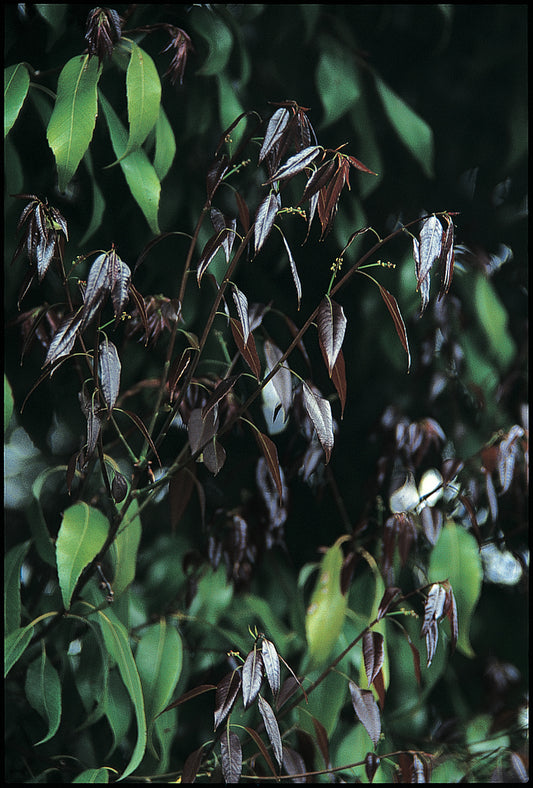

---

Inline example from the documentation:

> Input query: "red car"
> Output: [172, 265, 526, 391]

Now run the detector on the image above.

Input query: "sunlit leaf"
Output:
[124, 41, 161, 157]
[5, 624, 34, 678]
[47, 55, 102, 191]
[24, 647, 62, 744]
[56, 502, 109, 609]
[220, 729, 242, 784]
[317, 296, 347, 376]
[302, 381, 334, 463]
[242, 645, 264, 709]
[305, 536, 348, 666]
[413, 215, 442, 315]
[109, 498, 142, 598]
[257, 694, 283, 768]
[349, 681, 381, 748]
[4, 63, 30, 137]
[153, 106, 176, 181]
[254, 191, 281, 255]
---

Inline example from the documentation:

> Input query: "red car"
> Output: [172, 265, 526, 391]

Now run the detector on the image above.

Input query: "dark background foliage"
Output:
[4, 4, 528, 783]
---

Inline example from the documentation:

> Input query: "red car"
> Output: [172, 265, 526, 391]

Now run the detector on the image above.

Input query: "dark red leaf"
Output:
[244, 726, 278, 777]
[257, 694, 283, 768]
[110, 257, 131, 324]
[80, 252, 110, 330]
[157, 684, 216, 718]
[264, 340, 293, 420]
[206, 155, 229, 202]
[317, 296, 347, 376]
[98, 337, 121, 413]
[242, 646, 264, 709]
[169, 466, 196, 530]
[220, 729, 242, 784]
[232, 285, 250, 346]
[347, 154, 377, 175]
[254, 191, 281, 255]
[214, 670, 241, 730]
[349, 681, 381, 748]
[111, 472, 128, 503]
[211, 208, 237, 263]
[252, 428, 284, 503]
[182, 744, 205, 784]
[365, 752, 381, 783]
[120, 409, 162, 467]
[201, 375, 241, 421]
[259, 107, 291, 163]
[168, 347, 198, 402]
[197, 229, 230, 285]
[363, 631, 384, 688]
[230, 318, 261, 380]
[188, 408, 217, 455]
[128, 283, 150, 345]
[235, 190, 250, 234]
[375, 283, 411, 372]
[312, 715, 330, 766]
[281, 746, 306, 783]
[377, 587, 402, 621]
[265, 145, 322, 184]
[302, 381, 334, 464]
[43, 309, 83, 368]
[438, 213, 455, 299]
[331, 349, 347, 418]
[299, 158, 338, 205]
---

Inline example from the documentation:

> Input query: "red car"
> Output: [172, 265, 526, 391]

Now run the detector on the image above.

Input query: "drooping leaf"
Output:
[252, 429, 284, 504]
[153, 105, 176, 181]
[220, 729, 242, 784]
[376, 587, 402, 621]
[108, 498, 142, 598]
[242, 645, 264, 709]
[232, 285, 250, 345]
[363, 631, 384, 688]
[264, 340, 293, 421]
[157, 684, 216, 719]
[214, 670, 241, 730]
[4, 540, 31, 634]
[282, 746, 306, 783]
[302, 381, 334, 464]
[24, 647, 62, 744]
[99, 91, 161, 235]
[266, 145, 322, 184]
[365, 752, 381, 783]
[182, 744, 206, 784]
[5, 624, 35, 677]
[257, 694, 283, 768]
[56, 502, 109, 609]
[244, 726, 278, 777]
[280, 231, 302, 310]
[413, 215, 443, 315]
[110, 258, 131, 325]
[197, 228, 229, 285]
[211, 208, 237, 263]
[349, 681, 381, 748]
[261, 638, 281, 699]
[98, 337, 121, 413]
[254, 191, 281, 255]
[188, 408, 217, 455]
[317, 296, 347, 376]
[231, 318, 261, 380]
[43, 309, 83, 367]
[190, 5, 233, 76]
[312, 715, 331, 767]
[119, 409, 162, 467]
[299, 158, 338, 206]
[305, 536, 348, 667]
[80, 252, 110, 330]
[438, 214, 455, 299]
[4, 63, 31, 137]
[375, 282, 411, 372]
[202, 436, 226, 476]
[259, 107, 290, 163]
[46, 55, 102, 191]
[331, 349, 347, 418]
[124, 41, 161, 157]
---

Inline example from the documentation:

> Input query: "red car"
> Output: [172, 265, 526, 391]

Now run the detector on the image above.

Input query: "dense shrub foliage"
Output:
[4, 5, 527, 783]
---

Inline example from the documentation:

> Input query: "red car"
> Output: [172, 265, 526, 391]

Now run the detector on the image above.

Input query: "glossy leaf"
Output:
[43, 309, 83, 367]
[282, 746, 306, 783]
[257, 694, 283, 768]
[428, 522, 482, 658]
[242, 646, 264, 709]
[376, 282, 411, 372]
[349, 681, 381, 748]
[438, 214, 455, 299]
[4, 540, 31, 634]
[214, 669, 241, 730]
[252, 428, 284, 503]
[109, 498, 142, 598]
[5, 624, 34, 678]
[331, 349, 347, 418]
[182, 744, 206, 784]
[212, 208, 237, 263]
[124, 41, 161, 157]
[363, 631, 384, 688]
[264, 340, 293, 421]
[365, 752, 381, 783]
[261, 638, 281, 699]
[98, 338, 121, 413]
[220, 729, 242, 784]
[266, 145, 321, 184]
[413, 215, 442, 315]
[99, 92, 161, 235]
[254, 191, 281, 255]
[230, 318, 261, 380]
[110, 258, 131, 325]
[25, 647, 62, 744]
[232, 285, 250, 345]
[300, 158, 337, 205]
[305, 536, 348, 666]
[280, 231, 302, 310]
[302, 381, 334, 463]
[259, 107, 290, 163]
[376, 587, 402, 621]
[46, 55, 102, 191]
[317, 296, 347, 376]
[244, 725, 278, 777]
[56, 502, 109, 609]
[4, 63, 30, 137]
[197, 228, 229, 285]
[80, 252, 109, 329]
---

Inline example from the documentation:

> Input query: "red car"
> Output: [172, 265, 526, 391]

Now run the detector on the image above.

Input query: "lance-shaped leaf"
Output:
[349, 681, 381, 748]
[438, 214, 455, 299]
[264, 340, 293, 421]
[79, 387, 104, 466]
[376, 282, 411, 372]
[98, 338, 121, 413]
[202, 375, 241, 421]
[421, 583, 447, 668]
[43, 309, 83, 367]
[5, 63, 30, 137]
[230, 318, 261, 380]
[363, 631, 384, 688]
[282, 747, 306, 783]
[376, 587, 402, 621]
[188, 408, 217, 455]
[124, 41, 161, 157]
[46, 54, 102, 191]
[257, 694, 283, 768]
[261, 638, 281, 699]
[197, 228, 230, 285]
[24, 647, 62, 745]
[305, 536, 347, 666]
[202, 437, 226, 476]
[280, 231, 302, 310]
[302, 381, 334, 464]
[299, 158, 338, 205]
[413, 215, 443, 315]
[56, 502, 109, 609]
[242, 646, 264, 709]
[365, 752, 381, 783]
[252, 428, 284, 503]
[259, 107, 290, 163]
[80, 252, 110, 330]
[442, 581, 459, 654]
[255, 191, 281, 255]
[331, 349, 347, 419]
[220, 729, 242, 784]
[265, 145, 322, 184]
[214, 670, 241, 730]
[111, 257, 131, 325]
[317, 296, 347, 376]
[232, 285, 250, 346]
[212, 208, 237, 263]
[182, 744, 206, 784]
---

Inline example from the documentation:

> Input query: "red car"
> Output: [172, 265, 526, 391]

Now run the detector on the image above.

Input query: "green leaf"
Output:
[73, 769, 110, 783]
[4, 623, 34, 677]
[4, 540, 31, 634]
[109, 498, 142, 599]
[24, 646, 62, 745]
[103, 668, 132, 757]
[83, 601, 147, 780]
[474, 272, 516, 370]
[80, 150, 106, 245]
[153, 106, 176, 181]
[56, 502, 109, 610]
[4, 63, 30, 137]
[374, 73, 434, 178]
[46, 54, 102, 191]
[216, 72, 245, 150]
[126, 42, 161, 152]
[135, 619, 183, 755]
[428, 521, 482, 658]
[190, 6, 233, 76]
[4, 374, 14, 432]
[316, 38, 361, 126]
[99, 91, 161, 235]
[305, 536, 349, 667]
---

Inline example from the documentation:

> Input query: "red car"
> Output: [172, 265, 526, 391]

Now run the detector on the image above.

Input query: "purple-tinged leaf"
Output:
[232, 285, 250, 346]
[257, 694, 283, 768]
[331, 349, 347, 418]
[202, 375, 241, 420]
[421, 583, 446, 637]
[252, 429, 284, 503]
[438, 214, 455, 300]
[98, 337, 121, 413]
[302, 381, 334, 464]
[363, 631, 384, 688]
[377, 587, 402, 621]
[244, 726, 277, 777]
[206, 155, 229, 202]
[188, 408, 217, 455]
[346, 154, 377, 175]
[443, 583, 459, 654]
[110, 258, 131, 324]
[266, 145, 322, 184]
[349, 681, 381, 748]
[121, 409, 162, 467]
[79, 387, 104, 467]
[299, 158, 338, 205]
[169, 347, 198, 402]
[80, 253, 110, 329]
[317, 296, 347, 376]
[36, 236, 56, 282]
[498, 425, 524, 494]
[281, 746, 306, 783]
[275, 675, 300, 711]
[375, 282, 411, 372]
[424, 620, 439, 668]
[197, 229, 229, 286]
[214, 670, 241, 730]
[128, 282, 149, 345]
[235, 190, 250, 234]
[413, 215, 443, 315]
[280, 232, 302, 310]
[211, 208, 237, 263]
[261, 638, 281, 699]
[254, 191, 281, 255]
[230, 318, 261, 380]
[43, 310, 83, 367]
[264, 340, 293, 420]
[365, 752, 381, 783]
[201, 438, 226, 476]
[169, 466, 195, 530]
[312, 715, 330, 767]
[259, 108, 290, 163]
[182, 744, 205, 784]
[156, 684, 216, 718]
[242, 646, 264, 709]
[220, 729, 242, 784]
[111, 472, 128, 503]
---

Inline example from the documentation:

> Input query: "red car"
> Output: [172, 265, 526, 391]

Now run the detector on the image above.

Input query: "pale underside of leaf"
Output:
[302, 381, 334, 463]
